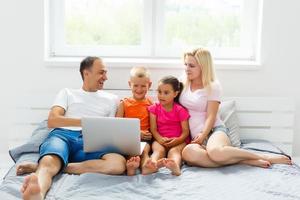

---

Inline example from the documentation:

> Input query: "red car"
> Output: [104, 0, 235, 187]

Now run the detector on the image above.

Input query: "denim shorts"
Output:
[203, 125, 230, 146]
[39, 128, 121, 170]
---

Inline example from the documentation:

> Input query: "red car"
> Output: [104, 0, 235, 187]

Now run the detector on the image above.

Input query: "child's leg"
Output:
[143, 141, 166, 175]
[126, 156, 140, 176]
[140, 143, 151, 174]
[165, 143, 186, 176]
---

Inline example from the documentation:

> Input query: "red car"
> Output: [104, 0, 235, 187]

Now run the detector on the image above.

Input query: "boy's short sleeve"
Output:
[148, 104, 157, 115]
[52, 88, 68, 110]
[207, 82, 222, 102]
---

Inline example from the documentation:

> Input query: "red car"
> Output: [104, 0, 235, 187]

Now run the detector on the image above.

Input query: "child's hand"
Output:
[191, 133, 207, 145]
[157, 137, 171, 145]
[141, 130, 152, 141]
[164, 138, 181, 148]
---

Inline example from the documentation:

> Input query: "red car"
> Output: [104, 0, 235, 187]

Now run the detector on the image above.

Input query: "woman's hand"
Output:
[141, 130, 152, 141]
[191, 133, 207, 145]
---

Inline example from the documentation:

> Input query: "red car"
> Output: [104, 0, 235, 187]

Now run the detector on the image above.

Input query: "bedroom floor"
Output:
[0, 152, 14, 184]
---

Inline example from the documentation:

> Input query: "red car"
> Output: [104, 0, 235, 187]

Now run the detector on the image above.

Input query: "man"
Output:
[17, 57, 126, 200]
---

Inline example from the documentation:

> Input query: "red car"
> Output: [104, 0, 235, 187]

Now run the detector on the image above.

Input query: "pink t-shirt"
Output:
[179, 81, 224, 139]
[148, 102, 190, 139]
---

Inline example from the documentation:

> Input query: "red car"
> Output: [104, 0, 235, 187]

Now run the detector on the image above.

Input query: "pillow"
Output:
[9, 120, 52, 162]
[219, 100, 241, 147]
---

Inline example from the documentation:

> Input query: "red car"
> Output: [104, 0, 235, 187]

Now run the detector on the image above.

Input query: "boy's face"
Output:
[129, 76, 152, 100]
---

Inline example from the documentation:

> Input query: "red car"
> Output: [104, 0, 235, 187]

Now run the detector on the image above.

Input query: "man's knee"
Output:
[102, 153, 126, 175]
[39, 154, 63, 174]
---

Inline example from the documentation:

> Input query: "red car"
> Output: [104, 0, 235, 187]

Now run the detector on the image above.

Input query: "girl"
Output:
[143, 76, 190, 176]
[180, 48, 292, 168]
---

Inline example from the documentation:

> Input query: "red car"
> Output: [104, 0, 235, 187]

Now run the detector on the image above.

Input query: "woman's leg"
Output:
[206, 131, 292, 166]
[142, 141, 166, 175]
[182, 143, 221, 168]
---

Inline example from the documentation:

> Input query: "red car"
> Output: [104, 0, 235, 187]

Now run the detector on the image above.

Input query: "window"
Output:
[48, 0, 262, 61]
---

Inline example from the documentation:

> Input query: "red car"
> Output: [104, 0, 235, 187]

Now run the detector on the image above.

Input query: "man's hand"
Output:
[141, 130, 152, 141]
[191, 133, 207, 145]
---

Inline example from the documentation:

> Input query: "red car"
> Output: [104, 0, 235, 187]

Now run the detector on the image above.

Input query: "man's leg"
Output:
[64, 153, 126, 175]
[21, 155, 62, 200]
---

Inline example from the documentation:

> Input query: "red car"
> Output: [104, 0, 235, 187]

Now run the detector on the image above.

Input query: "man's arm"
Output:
[47, 106, 81, 128]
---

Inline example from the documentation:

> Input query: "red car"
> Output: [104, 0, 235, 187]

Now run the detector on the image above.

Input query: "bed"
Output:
[0, 93, 299, 199]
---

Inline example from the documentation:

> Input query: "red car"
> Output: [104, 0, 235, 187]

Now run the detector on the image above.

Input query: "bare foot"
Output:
[157, 158, 166, 169]
[17, 162, 38, 176]
[164, 159, 181, 176]
[262, 154, 292, 165]
[21, 173, 43, 200]
[126, 156, 140, 176]
[240, 159, 271, 168]
[141, 159, 158, 175]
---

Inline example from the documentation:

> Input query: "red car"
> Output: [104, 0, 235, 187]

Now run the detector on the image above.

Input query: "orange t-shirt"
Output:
[122, 97, 153, 131]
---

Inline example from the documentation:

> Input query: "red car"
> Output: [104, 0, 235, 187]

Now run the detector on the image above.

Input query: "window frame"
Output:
[47, 0, 262, 63]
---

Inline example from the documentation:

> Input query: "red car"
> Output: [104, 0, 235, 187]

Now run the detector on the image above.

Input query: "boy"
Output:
[116, 66, 153, 175]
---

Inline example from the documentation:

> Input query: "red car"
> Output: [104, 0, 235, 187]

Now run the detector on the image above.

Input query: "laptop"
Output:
[82, 117, 146, 156]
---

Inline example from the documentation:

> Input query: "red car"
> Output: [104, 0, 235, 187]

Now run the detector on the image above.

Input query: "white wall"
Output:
[0, 0, 299, 155]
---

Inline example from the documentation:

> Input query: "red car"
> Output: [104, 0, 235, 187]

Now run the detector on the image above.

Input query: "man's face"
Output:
[84, 59, 108, 91]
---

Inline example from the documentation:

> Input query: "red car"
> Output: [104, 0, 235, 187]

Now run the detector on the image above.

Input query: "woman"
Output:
[180, 48, 292, 168]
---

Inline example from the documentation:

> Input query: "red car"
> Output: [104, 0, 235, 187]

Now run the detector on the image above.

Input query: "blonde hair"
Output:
[183, 48, 216, 90]
[130, 66, 150, 79]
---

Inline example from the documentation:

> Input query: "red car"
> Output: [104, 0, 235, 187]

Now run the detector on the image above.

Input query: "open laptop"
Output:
[82, 117, 146, 156]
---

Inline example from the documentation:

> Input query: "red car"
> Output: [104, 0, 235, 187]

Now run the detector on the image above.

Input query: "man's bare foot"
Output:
[240, 159, 271, 168]
[126, 156, 140, 176]
[262, 154, 292, 165]
[21, 173, 43, 200]
[16, 162, 38, 176]
[164, 159, 181, 176]
[141, 159, 158, 175]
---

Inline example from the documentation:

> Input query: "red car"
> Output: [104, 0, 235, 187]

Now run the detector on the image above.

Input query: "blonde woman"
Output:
[180, 48, 292, 168]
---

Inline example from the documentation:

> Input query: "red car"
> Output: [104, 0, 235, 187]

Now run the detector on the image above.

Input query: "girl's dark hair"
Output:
[80, 56, 100, 80]
[159, 75, 184, 103]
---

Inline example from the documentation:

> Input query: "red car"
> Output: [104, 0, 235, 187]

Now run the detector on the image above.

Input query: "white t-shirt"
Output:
[52, 88, 118, 130]
[179, 81, 224, 139]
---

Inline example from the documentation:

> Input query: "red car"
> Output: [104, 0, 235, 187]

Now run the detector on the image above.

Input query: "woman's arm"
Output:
[202, 101, 219, 137]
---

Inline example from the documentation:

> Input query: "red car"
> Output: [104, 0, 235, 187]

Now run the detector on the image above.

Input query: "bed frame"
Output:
[11, 90, 295, 155]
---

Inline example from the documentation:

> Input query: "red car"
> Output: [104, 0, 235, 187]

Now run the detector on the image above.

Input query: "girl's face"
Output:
[184, 55, 202, 81]
[157, 83, 178, 106]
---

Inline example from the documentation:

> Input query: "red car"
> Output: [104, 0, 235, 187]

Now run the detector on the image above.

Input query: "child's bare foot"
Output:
[126, 156, 140, 176]
[16, 162, 38, 175]
[240, 159, 271, 168]
[164, 159, 181, 176]
[142, 159, 158, 175]
[21, 173, 43, 200]
[262, 154, 292, 165]
[157, 158, 166, 169]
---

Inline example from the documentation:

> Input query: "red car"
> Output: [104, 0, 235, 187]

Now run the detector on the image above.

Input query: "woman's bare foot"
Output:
[16, 162, 38, 176]
[240, 159, 271, 168]
[126, 156, 140, 176]
[21, 173, 43, 200]
[164, 159, 181, 176]
[262, 154, 292, 165]
[141, 159, 158, 175]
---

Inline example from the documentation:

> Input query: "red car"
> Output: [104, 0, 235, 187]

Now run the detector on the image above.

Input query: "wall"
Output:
[0, 0, 299, 155]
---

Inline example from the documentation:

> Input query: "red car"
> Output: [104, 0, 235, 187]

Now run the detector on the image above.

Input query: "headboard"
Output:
[12, 90, 295, 155]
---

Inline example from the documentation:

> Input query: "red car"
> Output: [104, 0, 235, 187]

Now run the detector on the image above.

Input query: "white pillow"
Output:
[219, 100, 241, 147]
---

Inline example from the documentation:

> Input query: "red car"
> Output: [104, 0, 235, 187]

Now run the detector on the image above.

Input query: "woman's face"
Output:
[184, 55, 201, 81]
